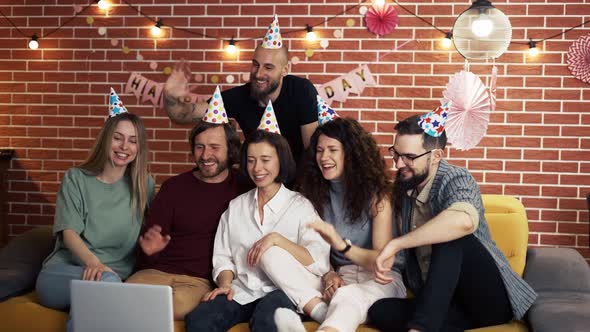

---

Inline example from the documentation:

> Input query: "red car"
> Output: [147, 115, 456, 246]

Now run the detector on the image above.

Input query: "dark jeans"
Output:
[368, 235, 513, 332]
[185, 289, 297, 332]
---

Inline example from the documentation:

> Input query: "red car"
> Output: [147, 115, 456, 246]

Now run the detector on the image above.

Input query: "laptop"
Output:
[71, 280, 174, 332]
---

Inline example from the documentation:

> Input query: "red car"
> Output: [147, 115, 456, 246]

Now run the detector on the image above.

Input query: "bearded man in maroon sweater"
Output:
[127, 121, 249, 319]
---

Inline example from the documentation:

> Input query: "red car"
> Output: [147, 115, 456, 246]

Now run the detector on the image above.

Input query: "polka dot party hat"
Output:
[202, 85, 229, 124]
[418, 101, 451, 137]
[317, 95, 339, 125]
[261, 15, 283, 49]
[257, 99, 281, 135]
[109, 87, 129, 118]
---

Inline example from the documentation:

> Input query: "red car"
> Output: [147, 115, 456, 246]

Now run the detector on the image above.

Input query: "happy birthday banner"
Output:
[125, 65, 375, 108]
[125, 72, 210, 108]
[316, 65, 376, 105]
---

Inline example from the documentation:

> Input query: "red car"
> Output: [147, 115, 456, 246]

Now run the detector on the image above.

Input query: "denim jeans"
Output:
[36, 262, 122, 332]
[185, 289, 297, 332]
[368, 235, 513, 332]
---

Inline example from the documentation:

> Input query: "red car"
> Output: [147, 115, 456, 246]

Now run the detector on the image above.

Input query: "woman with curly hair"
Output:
[275, 117, 406, 332]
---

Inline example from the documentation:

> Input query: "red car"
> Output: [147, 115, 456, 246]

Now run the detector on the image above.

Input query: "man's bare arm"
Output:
[163, 92, 208, 124]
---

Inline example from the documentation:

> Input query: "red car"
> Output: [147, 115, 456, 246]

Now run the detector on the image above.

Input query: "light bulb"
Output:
[374, 0, 385, 7]
[151, 26, 161, 37]
[28, 35, 39, 49]
[528, 40, 538, 57]
[441, 32, 453, 48]
[305, 25, 316, 41]
[97, 0, 109, 10]
[471, 14, 494, 37]
[151, 20, 162, 37]
[226, 39, 237, 55]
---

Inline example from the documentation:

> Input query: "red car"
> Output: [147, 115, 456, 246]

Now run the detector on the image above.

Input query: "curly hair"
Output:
[300, 118, 391, 222]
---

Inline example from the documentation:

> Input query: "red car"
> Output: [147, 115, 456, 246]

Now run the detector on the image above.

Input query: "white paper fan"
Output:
[442, 71, 491, 150]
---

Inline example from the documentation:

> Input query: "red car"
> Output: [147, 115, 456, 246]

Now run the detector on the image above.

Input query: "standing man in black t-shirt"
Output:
[163, 45, 318, 161]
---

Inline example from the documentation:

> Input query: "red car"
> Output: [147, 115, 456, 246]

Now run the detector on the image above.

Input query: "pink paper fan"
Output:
[365, 4, 399, 36]
[442, 71, 491, 151]
[489, 66, 497, 112]
[567, 34, 590, 83]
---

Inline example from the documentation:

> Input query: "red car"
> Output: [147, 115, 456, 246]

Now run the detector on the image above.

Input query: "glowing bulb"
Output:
[441, 32, 453, 48]
[374, 0, 385, 7]
[28, 34, 39, 49]
[151, 20, 163, 37]
[528, 40, 538, 57]
[97, 0, 109, 10]
[226, 39, 237, 55]
[305, 25, 317, 41]
[471, 14, 493, 37]
[151, 26, 161, 36]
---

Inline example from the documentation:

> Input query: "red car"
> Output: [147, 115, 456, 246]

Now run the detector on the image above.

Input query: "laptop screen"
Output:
[71, 280, 174, 332]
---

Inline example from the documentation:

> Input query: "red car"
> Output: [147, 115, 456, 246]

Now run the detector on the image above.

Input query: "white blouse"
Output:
[212, 184, 330, 305]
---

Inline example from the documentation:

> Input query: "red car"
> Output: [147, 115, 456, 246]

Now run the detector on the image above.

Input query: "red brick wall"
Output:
[1, 0, 589, 261]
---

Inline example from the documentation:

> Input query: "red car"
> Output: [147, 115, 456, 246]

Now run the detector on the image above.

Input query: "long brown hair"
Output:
[300, 118, 391, 222]
[78, 113, 150, 217]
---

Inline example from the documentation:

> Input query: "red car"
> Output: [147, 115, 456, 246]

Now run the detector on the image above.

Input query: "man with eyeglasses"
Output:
[367, 112, 536, 331]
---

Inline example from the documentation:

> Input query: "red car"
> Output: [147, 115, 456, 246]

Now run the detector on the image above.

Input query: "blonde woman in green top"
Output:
[36, 94, 154, 330]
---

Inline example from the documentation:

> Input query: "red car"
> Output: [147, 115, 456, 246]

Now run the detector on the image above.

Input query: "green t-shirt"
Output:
[43, 167, 155, 279]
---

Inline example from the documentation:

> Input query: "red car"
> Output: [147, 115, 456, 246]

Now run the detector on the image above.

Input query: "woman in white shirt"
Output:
[184, 130, 330, 332]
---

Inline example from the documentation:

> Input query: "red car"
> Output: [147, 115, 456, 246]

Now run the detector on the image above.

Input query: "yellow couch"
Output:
[0, 195, 530, 332]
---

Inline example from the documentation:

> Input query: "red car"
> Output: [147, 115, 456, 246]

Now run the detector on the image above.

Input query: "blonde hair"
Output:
[78, 113, 150, 217]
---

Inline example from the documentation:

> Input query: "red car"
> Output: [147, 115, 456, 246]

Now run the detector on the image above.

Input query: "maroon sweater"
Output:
[136, 168, 249, 280]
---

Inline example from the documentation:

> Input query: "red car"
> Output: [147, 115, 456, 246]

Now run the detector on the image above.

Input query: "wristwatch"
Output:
[337, 238, 352, 254]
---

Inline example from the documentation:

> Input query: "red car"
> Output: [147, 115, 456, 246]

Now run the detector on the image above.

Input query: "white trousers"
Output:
[320, 265, 406, 332]
[260, 247, 407, 332]
[259, 246, 324, 313]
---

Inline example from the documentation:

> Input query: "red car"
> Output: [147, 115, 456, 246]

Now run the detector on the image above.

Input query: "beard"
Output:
[197, 158, 229, 179]
[395, 167, 429, 192]
[249, 76, 281, 102]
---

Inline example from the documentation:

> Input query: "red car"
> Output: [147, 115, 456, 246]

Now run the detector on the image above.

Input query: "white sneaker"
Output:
[274, 308, 306, 332]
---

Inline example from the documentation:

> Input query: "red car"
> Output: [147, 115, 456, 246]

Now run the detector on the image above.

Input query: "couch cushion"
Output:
[0, 292, 67, 331]
[482, 195, 528, 276]
[524, 247, 590, 292]
[527, 291, 590, 332]
[0, 227, 55, 301]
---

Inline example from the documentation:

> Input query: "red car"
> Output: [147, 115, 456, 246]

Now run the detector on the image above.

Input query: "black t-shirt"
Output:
[222, 75, 318, 160]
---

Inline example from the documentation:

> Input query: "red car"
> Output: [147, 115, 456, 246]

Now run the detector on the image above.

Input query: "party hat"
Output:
[109, 88, 129, 117]
[418, 101, 451, 137]
[202, 86, 229, 124]
[258, 100, 281, 134]
[317, 95, 339, 125]
[261, 15, 283, 49]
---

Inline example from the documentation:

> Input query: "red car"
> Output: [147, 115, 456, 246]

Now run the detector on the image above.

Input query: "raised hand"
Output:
[139, 225, 171, 256]
[308, 220, 346, 250]
[164, 59, 192, 100]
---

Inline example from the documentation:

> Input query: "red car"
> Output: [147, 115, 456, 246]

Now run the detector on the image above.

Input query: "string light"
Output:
[97, 0, 109, 11]
[441, 31, 453, 48]
[0, 1, 587, 58]
[151, 19, 163, 37]
[528, 40, 538, 57]
[28, 34, 38, 49]
[305, 25, 317, 42]
[226, 38, 237, 55]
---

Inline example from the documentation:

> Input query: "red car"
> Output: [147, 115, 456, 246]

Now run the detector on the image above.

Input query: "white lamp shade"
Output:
[453, 1, 512, 60]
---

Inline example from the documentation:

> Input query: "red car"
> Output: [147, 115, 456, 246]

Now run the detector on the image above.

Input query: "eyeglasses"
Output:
[388, 146, 433, 166]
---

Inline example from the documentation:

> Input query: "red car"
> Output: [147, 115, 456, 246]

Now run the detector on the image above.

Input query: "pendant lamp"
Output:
[452, 0, 512, 60]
